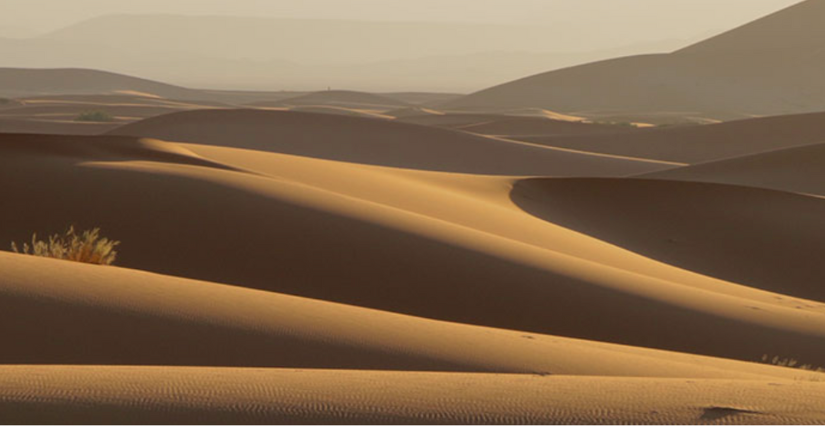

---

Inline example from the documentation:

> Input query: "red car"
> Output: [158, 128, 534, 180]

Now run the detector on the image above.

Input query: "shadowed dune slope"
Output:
[108, 109, 668, 175]
[0, 67, 204, 100]
[0, 133, 243, 172]
[0, 104, 185, 120]
[453, 116, 637, 137]
[2, 132, 825, 363]
[446, 0, 825, 116]
[18, 93, 252, 110]
[2, 367, 825, 424]
[287, 105, 395, 120]
[248, 90, 410, 109]
[6, 251, 822, 380]
[512, 178, 825, 302]
[0, 67, 311, 104]
[516, 112, 825, 163]
[395, 112, 509, 128]
[0, 118, 118, 135]
[641, 142, 825, 197]
[396, 113, 636, 137]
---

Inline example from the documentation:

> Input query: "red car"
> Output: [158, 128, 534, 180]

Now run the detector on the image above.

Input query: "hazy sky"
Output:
[0, 0, 804, 37]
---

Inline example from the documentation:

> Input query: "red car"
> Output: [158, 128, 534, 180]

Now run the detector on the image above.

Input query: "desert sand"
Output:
[2, 2, 825, 422]
[643, 142, 825, 197]
[1, 97, 824, 425]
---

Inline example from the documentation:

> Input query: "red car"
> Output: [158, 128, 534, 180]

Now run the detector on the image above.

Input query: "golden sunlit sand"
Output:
[0, 0, 824, 423]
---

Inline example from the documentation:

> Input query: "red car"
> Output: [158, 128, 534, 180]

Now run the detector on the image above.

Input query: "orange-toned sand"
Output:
[1, 106, 824, 423]
[2, 367, 825, 424]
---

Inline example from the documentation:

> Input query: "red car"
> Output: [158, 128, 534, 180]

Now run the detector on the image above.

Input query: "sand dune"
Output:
[384, 106, 445, 119]
[512, 178, 825, 302]
[0, 118, 119, 135]
[450, 116, 637, 137]
[516, 111, 825, 163]
[249, 90, 410, 110]
[395, 110, 591, 133]
[2, 367, 824, 424]
[0, 67, 205, 100]
[109, 109, 667, 175]
[395, 112, 509, 128]
[446, 0, 825, 118]
[0, 67, 312, 104]
[19, 93, 234, 109]
[5, 2, 824, 422]
[0, 104, 183, 120]
[7, 250, 822, 380]
[286, 105, 395, 120]
[2, 131, 825, 364]
[642, 142, 825, 197]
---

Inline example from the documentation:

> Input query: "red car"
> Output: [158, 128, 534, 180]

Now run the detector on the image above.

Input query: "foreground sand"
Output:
[2, 366, 825, 424]
[6, 250, 825, 380]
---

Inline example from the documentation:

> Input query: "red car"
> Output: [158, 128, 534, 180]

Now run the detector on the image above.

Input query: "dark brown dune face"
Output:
[516, 111, 825, 164]
[641, 142, 825, 197]
[512, 178, 825, 301]
[109, 109, 668, 175]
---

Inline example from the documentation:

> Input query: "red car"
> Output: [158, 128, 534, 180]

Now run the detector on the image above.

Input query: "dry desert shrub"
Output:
[761, 354, 825, 372]
[11, 226, 120, 266]
[75, 110, 114, 122]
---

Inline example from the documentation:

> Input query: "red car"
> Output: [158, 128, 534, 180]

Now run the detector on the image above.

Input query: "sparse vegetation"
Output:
[11, 226, 120, 265]
[761, 354, 825, 372]
[75, 110, 115, 122]
[595, 121, 638, 128]
[0, 98, 10, 105]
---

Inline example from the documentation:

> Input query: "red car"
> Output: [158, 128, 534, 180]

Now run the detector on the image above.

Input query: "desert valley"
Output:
[1, 0, 825, 424]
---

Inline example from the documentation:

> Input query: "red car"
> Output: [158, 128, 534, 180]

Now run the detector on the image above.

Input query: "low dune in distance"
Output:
[516, 111, 825, 164]
[109, 109, 672, 175]
[248, 90, 411, 110]
[0, 118, 119, 135]
[642, 142, 825, 197]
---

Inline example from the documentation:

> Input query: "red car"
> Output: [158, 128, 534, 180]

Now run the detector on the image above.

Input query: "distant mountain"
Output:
[447, 0, 825, 117]
[0, 68, 201, 99]
[0, 14, 700, 92]
[0, 68, 305, 104]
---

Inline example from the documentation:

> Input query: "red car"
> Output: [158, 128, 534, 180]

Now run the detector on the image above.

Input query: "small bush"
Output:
[595, 121, 638, 128]
[75, 110, 114, 122]
[761, 354, 824, 372]
[11, 226, 120, 265]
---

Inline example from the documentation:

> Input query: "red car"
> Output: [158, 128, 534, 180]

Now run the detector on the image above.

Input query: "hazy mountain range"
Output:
[449, 0, 825, 116]
[0, 14, 708, 92]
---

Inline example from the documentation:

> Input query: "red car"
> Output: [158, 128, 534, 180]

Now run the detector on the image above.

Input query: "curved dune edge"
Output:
[7, 251, 825, 380]
[641, 142, 825, 197]
[515, 111, 825, 164]
[1, 366, 824, 424]
[511, 177, 825, 302]
[3, 132, 825, 364]
[107, 109, 670, 176]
